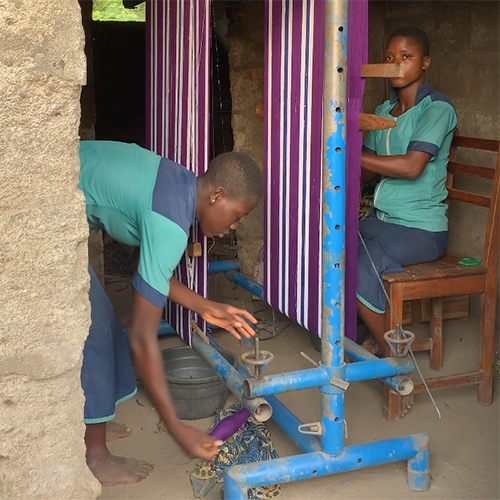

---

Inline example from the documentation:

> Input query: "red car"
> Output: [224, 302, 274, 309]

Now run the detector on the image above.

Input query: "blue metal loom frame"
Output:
[186, 1, 431, 496]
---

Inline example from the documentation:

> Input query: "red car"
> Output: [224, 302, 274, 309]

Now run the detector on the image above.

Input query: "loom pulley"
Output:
[241, 336, 274, 380]
[384, 327, 415, 358]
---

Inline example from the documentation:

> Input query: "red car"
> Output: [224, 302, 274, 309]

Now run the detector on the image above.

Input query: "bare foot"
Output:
[87, 451, 154, 487]
[106, 421, 131, 442]
[361, 338, 381, 356]
[401, 394, 414, 417]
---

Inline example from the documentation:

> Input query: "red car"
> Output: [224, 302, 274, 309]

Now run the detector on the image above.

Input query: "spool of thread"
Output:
[209, 408, 251, 441]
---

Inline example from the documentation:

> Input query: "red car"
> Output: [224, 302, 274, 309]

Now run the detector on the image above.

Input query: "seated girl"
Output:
[357, 27, 457, 353]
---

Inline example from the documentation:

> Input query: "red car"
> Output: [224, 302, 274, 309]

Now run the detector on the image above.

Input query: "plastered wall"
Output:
[0, 1, 100, 498]
[227, 1, 265, 276]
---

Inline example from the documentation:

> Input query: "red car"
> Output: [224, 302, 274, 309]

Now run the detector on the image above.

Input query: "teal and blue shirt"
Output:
[363, 82, 457, 232]
[78, 141, 197, 308]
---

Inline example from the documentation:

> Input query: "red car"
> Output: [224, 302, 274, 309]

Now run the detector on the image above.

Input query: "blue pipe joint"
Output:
[407, 434, 431, 492]
[236, 364, 321, 454]
[344, 338, 414, 395]
[190, 333, 272, 421]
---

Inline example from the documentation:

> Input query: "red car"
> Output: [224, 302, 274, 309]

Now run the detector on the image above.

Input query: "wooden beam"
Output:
[188, 242, 202, 257]
[448, 162, 496, 180]
[358, 113, 396, 131]
[411, 371, 484, 394]
[451, 136, 499, 152]
[410, 338, 433, 352]
[361, 63, 404, 78]
[448, 188, 490, 208]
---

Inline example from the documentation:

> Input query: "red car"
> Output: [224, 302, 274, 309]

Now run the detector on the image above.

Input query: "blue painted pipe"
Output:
[344, 357, 413, 382]
[344, 338, 414, 395]
[318, 0, 349, 456]
[236, 364, 321, 454]
[157, 320, 175, 336]
[243, 367, 330, 399]
[244, 357, 414, 399]
[208, 260, 241, 274]
[224, 433, 430, 498]
[225, 270, 263, 298]
[190, 332, 272, 421]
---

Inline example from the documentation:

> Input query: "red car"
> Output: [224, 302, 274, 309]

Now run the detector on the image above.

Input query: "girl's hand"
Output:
[170, 423, 222, 460]
[201, 301, 257, 340]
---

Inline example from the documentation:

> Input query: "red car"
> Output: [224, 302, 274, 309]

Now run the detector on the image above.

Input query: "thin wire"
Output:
[358, 229, 442, 418]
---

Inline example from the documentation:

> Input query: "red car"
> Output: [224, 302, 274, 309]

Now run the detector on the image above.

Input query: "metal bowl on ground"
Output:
[161, 345, 238, 420]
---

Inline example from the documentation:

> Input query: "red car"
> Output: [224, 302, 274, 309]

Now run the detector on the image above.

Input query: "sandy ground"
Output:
[99, 276, 499, 500]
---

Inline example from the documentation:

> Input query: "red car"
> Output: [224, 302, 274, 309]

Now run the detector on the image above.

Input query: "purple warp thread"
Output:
[146, 0, 211, 343]
[264, 0, 325, 337]
[146, 0, 367, 343]
[264, 0, 367, 341]
[346, 0, 368, 340]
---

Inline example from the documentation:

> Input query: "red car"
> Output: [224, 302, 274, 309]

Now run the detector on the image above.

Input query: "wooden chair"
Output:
[382, 135, 500, 421]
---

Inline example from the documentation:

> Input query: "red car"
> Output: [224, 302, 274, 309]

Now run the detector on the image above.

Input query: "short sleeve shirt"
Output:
[363, 83, 457, 232]
[78, 141, 197, 308]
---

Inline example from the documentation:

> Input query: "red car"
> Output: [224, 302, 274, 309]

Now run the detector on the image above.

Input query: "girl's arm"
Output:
[361, 150, 431, 180]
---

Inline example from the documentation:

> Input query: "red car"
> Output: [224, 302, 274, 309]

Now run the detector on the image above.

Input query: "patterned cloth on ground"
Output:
[190, 404, 281, 499]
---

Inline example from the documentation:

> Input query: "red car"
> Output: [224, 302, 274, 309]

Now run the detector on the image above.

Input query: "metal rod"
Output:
[224, 270, 263, 298]
[224, 433, 430, 498]
[320, 0, 348, 455]
[208, 260, 241, 274]
[190, 332, 272, 421]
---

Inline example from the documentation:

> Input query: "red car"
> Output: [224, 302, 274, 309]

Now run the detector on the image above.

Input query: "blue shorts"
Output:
[357, 215, 448, 313]
[81, 268, 137, 424]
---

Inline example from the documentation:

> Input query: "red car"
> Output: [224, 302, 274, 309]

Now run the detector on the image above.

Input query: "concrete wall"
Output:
[0, 1, 99, 498]
[227, 1, 265, 276]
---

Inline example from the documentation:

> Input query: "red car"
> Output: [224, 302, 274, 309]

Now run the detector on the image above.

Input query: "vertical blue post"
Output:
[321, 0, 348, 455]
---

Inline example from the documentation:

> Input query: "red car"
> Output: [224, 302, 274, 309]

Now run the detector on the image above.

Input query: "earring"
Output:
[210, 198, 216, 205]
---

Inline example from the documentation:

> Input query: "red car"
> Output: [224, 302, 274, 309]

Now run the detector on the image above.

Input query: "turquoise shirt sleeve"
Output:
[407, 101, 457, 158]
[132, 210, 188, 308]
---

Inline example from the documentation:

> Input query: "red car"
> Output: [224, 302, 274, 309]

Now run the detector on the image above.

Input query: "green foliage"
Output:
[92, 0, 146, 22]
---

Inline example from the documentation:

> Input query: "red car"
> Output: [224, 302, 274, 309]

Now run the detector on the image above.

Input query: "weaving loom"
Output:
[146, 0, 210, 343]
[146, 0, 363, 342]
[146, 1, 431, 496]
[264, 0, 365, 340]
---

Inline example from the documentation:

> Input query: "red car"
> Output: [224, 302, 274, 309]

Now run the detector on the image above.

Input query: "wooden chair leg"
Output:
[383, 385, 403, 421]
[383, 283, 413, 421]
[478, 291, 496, 406]
[430, 297, 443, 371]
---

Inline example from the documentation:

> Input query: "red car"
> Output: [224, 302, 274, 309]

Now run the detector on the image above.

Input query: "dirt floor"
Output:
[99, 275, 499, 500]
